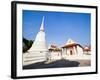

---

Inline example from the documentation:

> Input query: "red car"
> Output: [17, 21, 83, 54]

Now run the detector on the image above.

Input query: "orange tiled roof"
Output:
[84, 47, 91, 51]
[62, 43, 83, 48]
[49, 45, 61, 51]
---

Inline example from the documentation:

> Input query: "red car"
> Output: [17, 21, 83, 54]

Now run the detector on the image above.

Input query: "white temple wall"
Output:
[73, 46, 77, 55]
[77, 46, 83, 55]
[62, 48, 66, 55]
[66, 48, 70, 55]
[50, 52, 62, 60]
[84, 51, 91, 54]
[62, 48, 67, 58]
[62, 45, 84, 57]
[66, 47, 74, 55]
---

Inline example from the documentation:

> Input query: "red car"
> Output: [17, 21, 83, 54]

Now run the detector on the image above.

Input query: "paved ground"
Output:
[23, 59, 91, 69]
[76, 60, 91, 67]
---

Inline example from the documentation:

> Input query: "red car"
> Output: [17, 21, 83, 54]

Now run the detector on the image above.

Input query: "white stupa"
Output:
[23, 17, 48, 66]
[28, 17, 48, 52]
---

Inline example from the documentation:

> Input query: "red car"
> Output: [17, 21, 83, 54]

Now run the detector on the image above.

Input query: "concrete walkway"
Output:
[23, 59, 90, 69]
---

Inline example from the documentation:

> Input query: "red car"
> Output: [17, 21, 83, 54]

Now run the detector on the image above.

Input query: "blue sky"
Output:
[23, 10, 91, 47]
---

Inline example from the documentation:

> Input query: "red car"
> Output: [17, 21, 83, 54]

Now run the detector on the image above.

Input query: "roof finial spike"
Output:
[40, 16, 44, 31]
[66, 38, 76, 45]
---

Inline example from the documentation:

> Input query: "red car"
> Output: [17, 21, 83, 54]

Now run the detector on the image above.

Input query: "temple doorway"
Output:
[70, 50, 73, 55]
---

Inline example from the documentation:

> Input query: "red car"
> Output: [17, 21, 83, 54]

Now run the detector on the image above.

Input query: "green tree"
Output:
[23, 38, 34, 53]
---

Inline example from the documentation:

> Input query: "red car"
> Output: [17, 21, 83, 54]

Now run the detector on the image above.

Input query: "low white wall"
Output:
[23, 52, 48, 66]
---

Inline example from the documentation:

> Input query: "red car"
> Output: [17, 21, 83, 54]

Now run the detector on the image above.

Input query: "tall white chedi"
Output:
[28, 17, 48, 52]
[23, 17, 48, 66]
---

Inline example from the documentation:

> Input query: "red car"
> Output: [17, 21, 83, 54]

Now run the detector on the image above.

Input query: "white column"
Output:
[73, 46, 77, 55]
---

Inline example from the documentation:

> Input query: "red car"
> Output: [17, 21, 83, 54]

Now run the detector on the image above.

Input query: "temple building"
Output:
[48, 45, 62, 60]
[83, 46, 91, 54]
[23, 17, 48, 66]
[62, 39, 84, 56]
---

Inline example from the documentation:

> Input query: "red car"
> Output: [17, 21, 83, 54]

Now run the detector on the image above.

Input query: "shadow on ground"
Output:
[23, 59, 80, 69]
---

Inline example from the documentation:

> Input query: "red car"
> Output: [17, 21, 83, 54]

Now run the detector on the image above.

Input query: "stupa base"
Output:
[23, 51, 48, 66]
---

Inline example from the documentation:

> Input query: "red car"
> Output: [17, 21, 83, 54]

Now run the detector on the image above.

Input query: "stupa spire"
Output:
[40, 16, 44, 31]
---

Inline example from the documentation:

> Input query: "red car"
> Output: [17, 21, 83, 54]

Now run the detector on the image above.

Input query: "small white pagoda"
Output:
[23, 17, 48, 66]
